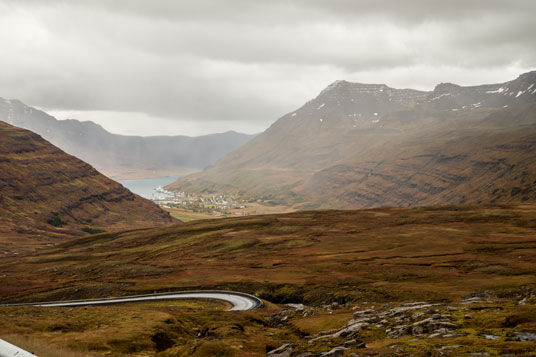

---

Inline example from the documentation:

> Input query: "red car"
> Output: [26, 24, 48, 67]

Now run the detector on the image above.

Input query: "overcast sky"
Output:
[1, 0, 535, 136]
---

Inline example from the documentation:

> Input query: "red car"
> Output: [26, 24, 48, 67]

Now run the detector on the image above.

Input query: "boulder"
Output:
[412, 325, 424, 336]
[320, 347, 347, 357]
[267, 343, 293, 357]
[428, 321, 458, 332]
[513, 332, 536, 341]
[332, 322, 368, 338]
[460, 297, 484, 304]
[483, 334, 499, 340]
[353, 309, 376, 318]
[387, 325, 411, 338]
[384, 304, 438, 317]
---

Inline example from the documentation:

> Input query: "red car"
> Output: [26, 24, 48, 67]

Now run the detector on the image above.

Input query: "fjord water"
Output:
[118, 176, 178, 199]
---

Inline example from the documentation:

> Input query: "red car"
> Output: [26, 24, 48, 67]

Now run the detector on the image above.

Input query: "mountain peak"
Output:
[433, 82, 462, 94]
[320, 80, 390, 95]
[320, 80, 350, 94]
[513, 70, 536, 88]
[516, 70, 536, 80]
[316, 81, 397, 108]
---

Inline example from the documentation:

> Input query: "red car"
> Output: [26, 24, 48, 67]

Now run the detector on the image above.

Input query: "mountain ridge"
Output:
[168, 71, 536, 209]
[0, 99, 255, 179]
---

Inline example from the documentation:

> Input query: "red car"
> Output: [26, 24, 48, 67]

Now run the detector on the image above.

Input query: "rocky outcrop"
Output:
[268, 299, 503, 356]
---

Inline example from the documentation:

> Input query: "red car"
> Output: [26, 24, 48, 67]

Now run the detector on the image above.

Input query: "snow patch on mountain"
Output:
[486, 87, 506, 94]
[430, 93, 452, 101]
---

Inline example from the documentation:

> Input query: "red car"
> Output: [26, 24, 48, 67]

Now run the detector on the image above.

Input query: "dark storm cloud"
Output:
[0, 0, 534, 135]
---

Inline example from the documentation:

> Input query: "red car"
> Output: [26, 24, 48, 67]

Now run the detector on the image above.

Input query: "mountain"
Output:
[0, 99, 255, 179]
[169, 71, 536, 209]
[0, 121, 175, 250]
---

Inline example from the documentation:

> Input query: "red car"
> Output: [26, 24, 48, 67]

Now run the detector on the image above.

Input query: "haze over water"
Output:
[118, 176, 178, 199]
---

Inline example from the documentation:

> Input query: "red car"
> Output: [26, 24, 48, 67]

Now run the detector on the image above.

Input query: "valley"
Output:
[2, 2, 536, 356]
[1, 204, 536, 355]
[0, 98, 255, 180]
[1, 72, 536, 356]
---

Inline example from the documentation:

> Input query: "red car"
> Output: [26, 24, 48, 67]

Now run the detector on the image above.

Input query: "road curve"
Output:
[2, 290, 263, 311]
[0, 338, 36, 357]
[0, 291, 262, 356]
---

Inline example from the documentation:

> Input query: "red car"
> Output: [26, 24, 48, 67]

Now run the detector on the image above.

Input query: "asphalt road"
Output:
[0, 290, 262, 355]
[0, 339, 36, 357]
[2, 290, 263, 311]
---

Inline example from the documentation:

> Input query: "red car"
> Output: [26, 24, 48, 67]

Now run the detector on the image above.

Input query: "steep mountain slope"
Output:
[0, 99, 254, 179]
[169, 71, 536, 209]
[0, 121, 175, 249]
[204, 81, 428, 171]
[306, 104, 536, 208]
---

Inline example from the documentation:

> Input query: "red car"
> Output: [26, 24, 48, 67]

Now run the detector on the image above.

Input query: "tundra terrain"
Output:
[1, 204, 536, 355]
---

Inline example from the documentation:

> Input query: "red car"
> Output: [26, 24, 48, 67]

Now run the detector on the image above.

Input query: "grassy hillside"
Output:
[0, 121, 175, 252]
[1, 204, 536, 355]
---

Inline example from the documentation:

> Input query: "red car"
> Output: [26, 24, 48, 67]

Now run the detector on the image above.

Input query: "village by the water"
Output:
[150, 186, 249, 215]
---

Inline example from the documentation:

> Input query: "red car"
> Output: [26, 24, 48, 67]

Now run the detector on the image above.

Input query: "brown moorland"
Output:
[1, 204, 536, 355]
[0, 121, 175, 253]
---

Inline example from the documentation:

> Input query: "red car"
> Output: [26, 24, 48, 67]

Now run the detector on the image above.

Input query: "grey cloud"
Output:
[25, 0, 534, 24]
[65, 0, 536, 27]
[0, 0, 535, 135]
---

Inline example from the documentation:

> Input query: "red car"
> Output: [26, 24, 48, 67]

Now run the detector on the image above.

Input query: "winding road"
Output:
[2, 290, 263, 311]
[1, 290, 262, 356]
[0, 339, 36, 357]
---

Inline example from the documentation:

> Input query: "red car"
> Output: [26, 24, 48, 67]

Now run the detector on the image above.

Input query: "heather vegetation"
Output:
[1, 204, 536, 355]
[1, 2, 536, 355]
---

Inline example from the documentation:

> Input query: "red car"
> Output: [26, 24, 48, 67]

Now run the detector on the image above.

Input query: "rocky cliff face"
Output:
[169, 71, 536, 209]
[0, 121, 175, 249]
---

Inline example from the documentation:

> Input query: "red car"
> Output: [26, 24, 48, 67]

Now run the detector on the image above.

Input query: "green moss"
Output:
[47, 215, 66, 227]
[81, 227, 106, 235]
[107, 337, 153, 354]
[192, 341, 234, 356]
[285, 239, 312, 249]
[503, 309, 536, 327]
